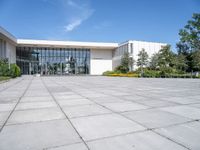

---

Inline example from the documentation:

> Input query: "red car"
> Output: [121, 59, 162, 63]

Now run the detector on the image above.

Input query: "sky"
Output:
[0, 0, 199, 51]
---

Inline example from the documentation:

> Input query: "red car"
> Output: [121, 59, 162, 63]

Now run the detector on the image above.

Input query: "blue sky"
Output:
[0, 0, 199, 50]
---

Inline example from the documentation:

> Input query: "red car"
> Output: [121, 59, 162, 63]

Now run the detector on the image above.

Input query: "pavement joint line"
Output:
[13, 106, 59, 112]
[41, 77, 91, 150]
[150, 119, 199, 131]
[85, 128, 149, 143]
[43, 141, 84, 150]
[0, 76, 33, 133]
[4, 118, 67, 127]
[69, 112, 114, 119]
[156, 107, 200, 121]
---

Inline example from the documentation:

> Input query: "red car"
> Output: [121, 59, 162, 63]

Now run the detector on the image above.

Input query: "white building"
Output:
[0, 26, 166, 75]
[113, 40, 167, 70]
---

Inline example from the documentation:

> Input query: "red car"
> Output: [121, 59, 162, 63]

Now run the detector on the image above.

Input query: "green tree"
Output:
[115, 52, 134, 73]
[191, 50, 200, 71]
[149, 53, 159, 70]
[137, 48, 149, 74]
[176, 54, 188, 71]
[177, 13, 200, 71]
[158, 45, 174, 68]
[178, 13, 200, 51]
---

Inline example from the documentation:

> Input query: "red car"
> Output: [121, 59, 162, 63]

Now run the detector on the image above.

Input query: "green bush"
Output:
[142, 69, 160, 78]
[102, 71, 116, 76]
[0, 58, 21, 77]
[0, 63, 9, 76]
[102, 70, 139, 77]
[9, 64, 21, 78]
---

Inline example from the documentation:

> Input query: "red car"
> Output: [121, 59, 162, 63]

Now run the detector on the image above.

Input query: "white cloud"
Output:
[64, 0, 94, 32]
[64, 19, 82, 31]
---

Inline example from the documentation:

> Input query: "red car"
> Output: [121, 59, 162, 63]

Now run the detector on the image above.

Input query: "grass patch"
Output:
[0, 76, 11, 82]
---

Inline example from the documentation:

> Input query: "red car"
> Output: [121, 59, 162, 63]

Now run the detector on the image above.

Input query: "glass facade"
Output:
[16, 47, 90, 75]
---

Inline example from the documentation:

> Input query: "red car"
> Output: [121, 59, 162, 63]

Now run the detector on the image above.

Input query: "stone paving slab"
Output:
[20, 96, 54, 102]
[15, 101, 57, 110]
[155, 121, 200, 150]
[87, 131, 187, 150]
[0, 76, 200, 149]
[0, 103, 16, 112]
[57, 99, 94, 106]
[122, 109, 191, 129]
[0, 111, 10, 127]
[130, 99, 178, 107]
[0, 119, 81, 150]
[7, 107, 65, 125]
[161, 97, 200, 104]
[63, 104, 112, 118]
[71, 113, 146, 141]
[89, 96, 125, 104]
[160, 105, 200, 120]
[101, 101, 149, 112]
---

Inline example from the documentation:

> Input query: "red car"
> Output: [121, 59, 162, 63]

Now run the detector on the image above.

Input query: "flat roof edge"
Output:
[119, 40, 167, 46]
[17, 39, 119, 48]
[0, 26, 17, 43]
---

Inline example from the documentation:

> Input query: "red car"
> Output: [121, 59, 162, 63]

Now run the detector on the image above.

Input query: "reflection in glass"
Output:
[16, 47, 90, 75]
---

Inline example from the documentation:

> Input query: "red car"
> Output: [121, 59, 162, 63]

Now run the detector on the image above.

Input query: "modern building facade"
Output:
[0, 26, 166, 75]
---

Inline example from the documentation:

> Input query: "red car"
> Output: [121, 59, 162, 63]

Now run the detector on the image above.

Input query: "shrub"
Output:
[0, 58, 21, 77]
[142, 69, 160, 78]
[9, 64, 21, 78]
[102, 70, 139, 77]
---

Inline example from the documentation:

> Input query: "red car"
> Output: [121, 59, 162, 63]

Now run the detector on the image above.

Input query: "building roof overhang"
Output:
[17, 39, 118, 50]
[0, 26, 17, 45]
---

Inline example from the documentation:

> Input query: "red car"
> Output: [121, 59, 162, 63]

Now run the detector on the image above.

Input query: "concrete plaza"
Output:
[0, 76, 200, 150]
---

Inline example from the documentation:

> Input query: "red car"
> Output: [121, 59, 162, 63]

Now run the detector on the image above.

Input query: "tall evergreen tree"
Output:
[137, 49, 149, 74]
[157, 45, 174, 68]
[115, 52, 134, 73]
[149, 53, 159, 70]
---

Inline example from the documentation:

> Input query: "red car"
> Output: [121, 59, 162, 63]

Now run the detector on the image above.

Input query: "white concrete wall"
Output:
[90, 49, 113, 75]
[132, 41, 166, 70]
[6, 41, 16, 63]
[112, 56, 121, 70]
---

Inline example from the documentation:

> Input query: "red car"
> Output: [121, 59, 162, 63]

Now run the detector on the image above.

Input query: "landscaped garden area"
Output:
[103, 13, 200, 78]
[0, 58, 21, 82]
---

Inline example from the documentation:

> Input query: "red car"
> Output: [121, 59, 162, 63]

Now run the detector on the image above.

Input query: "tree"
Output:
[137, 49, 149, 74]
[149, 53, 159, 70]
[178, 13, 200, 51]
[157, 45, 174, 68]
[115, 52, 134, 73]
[176, 54, 188, 71]
[177, 13, 200, 71]
[191, 50, 200, 71]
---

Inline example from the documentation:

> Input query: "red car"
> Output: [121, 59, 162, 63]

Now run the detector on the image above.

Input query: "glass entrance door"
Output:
[30, 62, 39, 74]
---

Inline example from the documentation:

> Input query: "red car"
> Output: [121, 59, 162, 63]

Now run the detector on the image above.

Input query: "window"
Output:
[0, 39, 6, 59]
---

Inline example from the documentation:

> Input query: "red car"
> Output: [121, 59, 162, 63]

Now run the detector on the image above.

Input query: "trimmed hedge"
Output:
[103, 71, 139, 77]
[103, 70, 200, 78]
